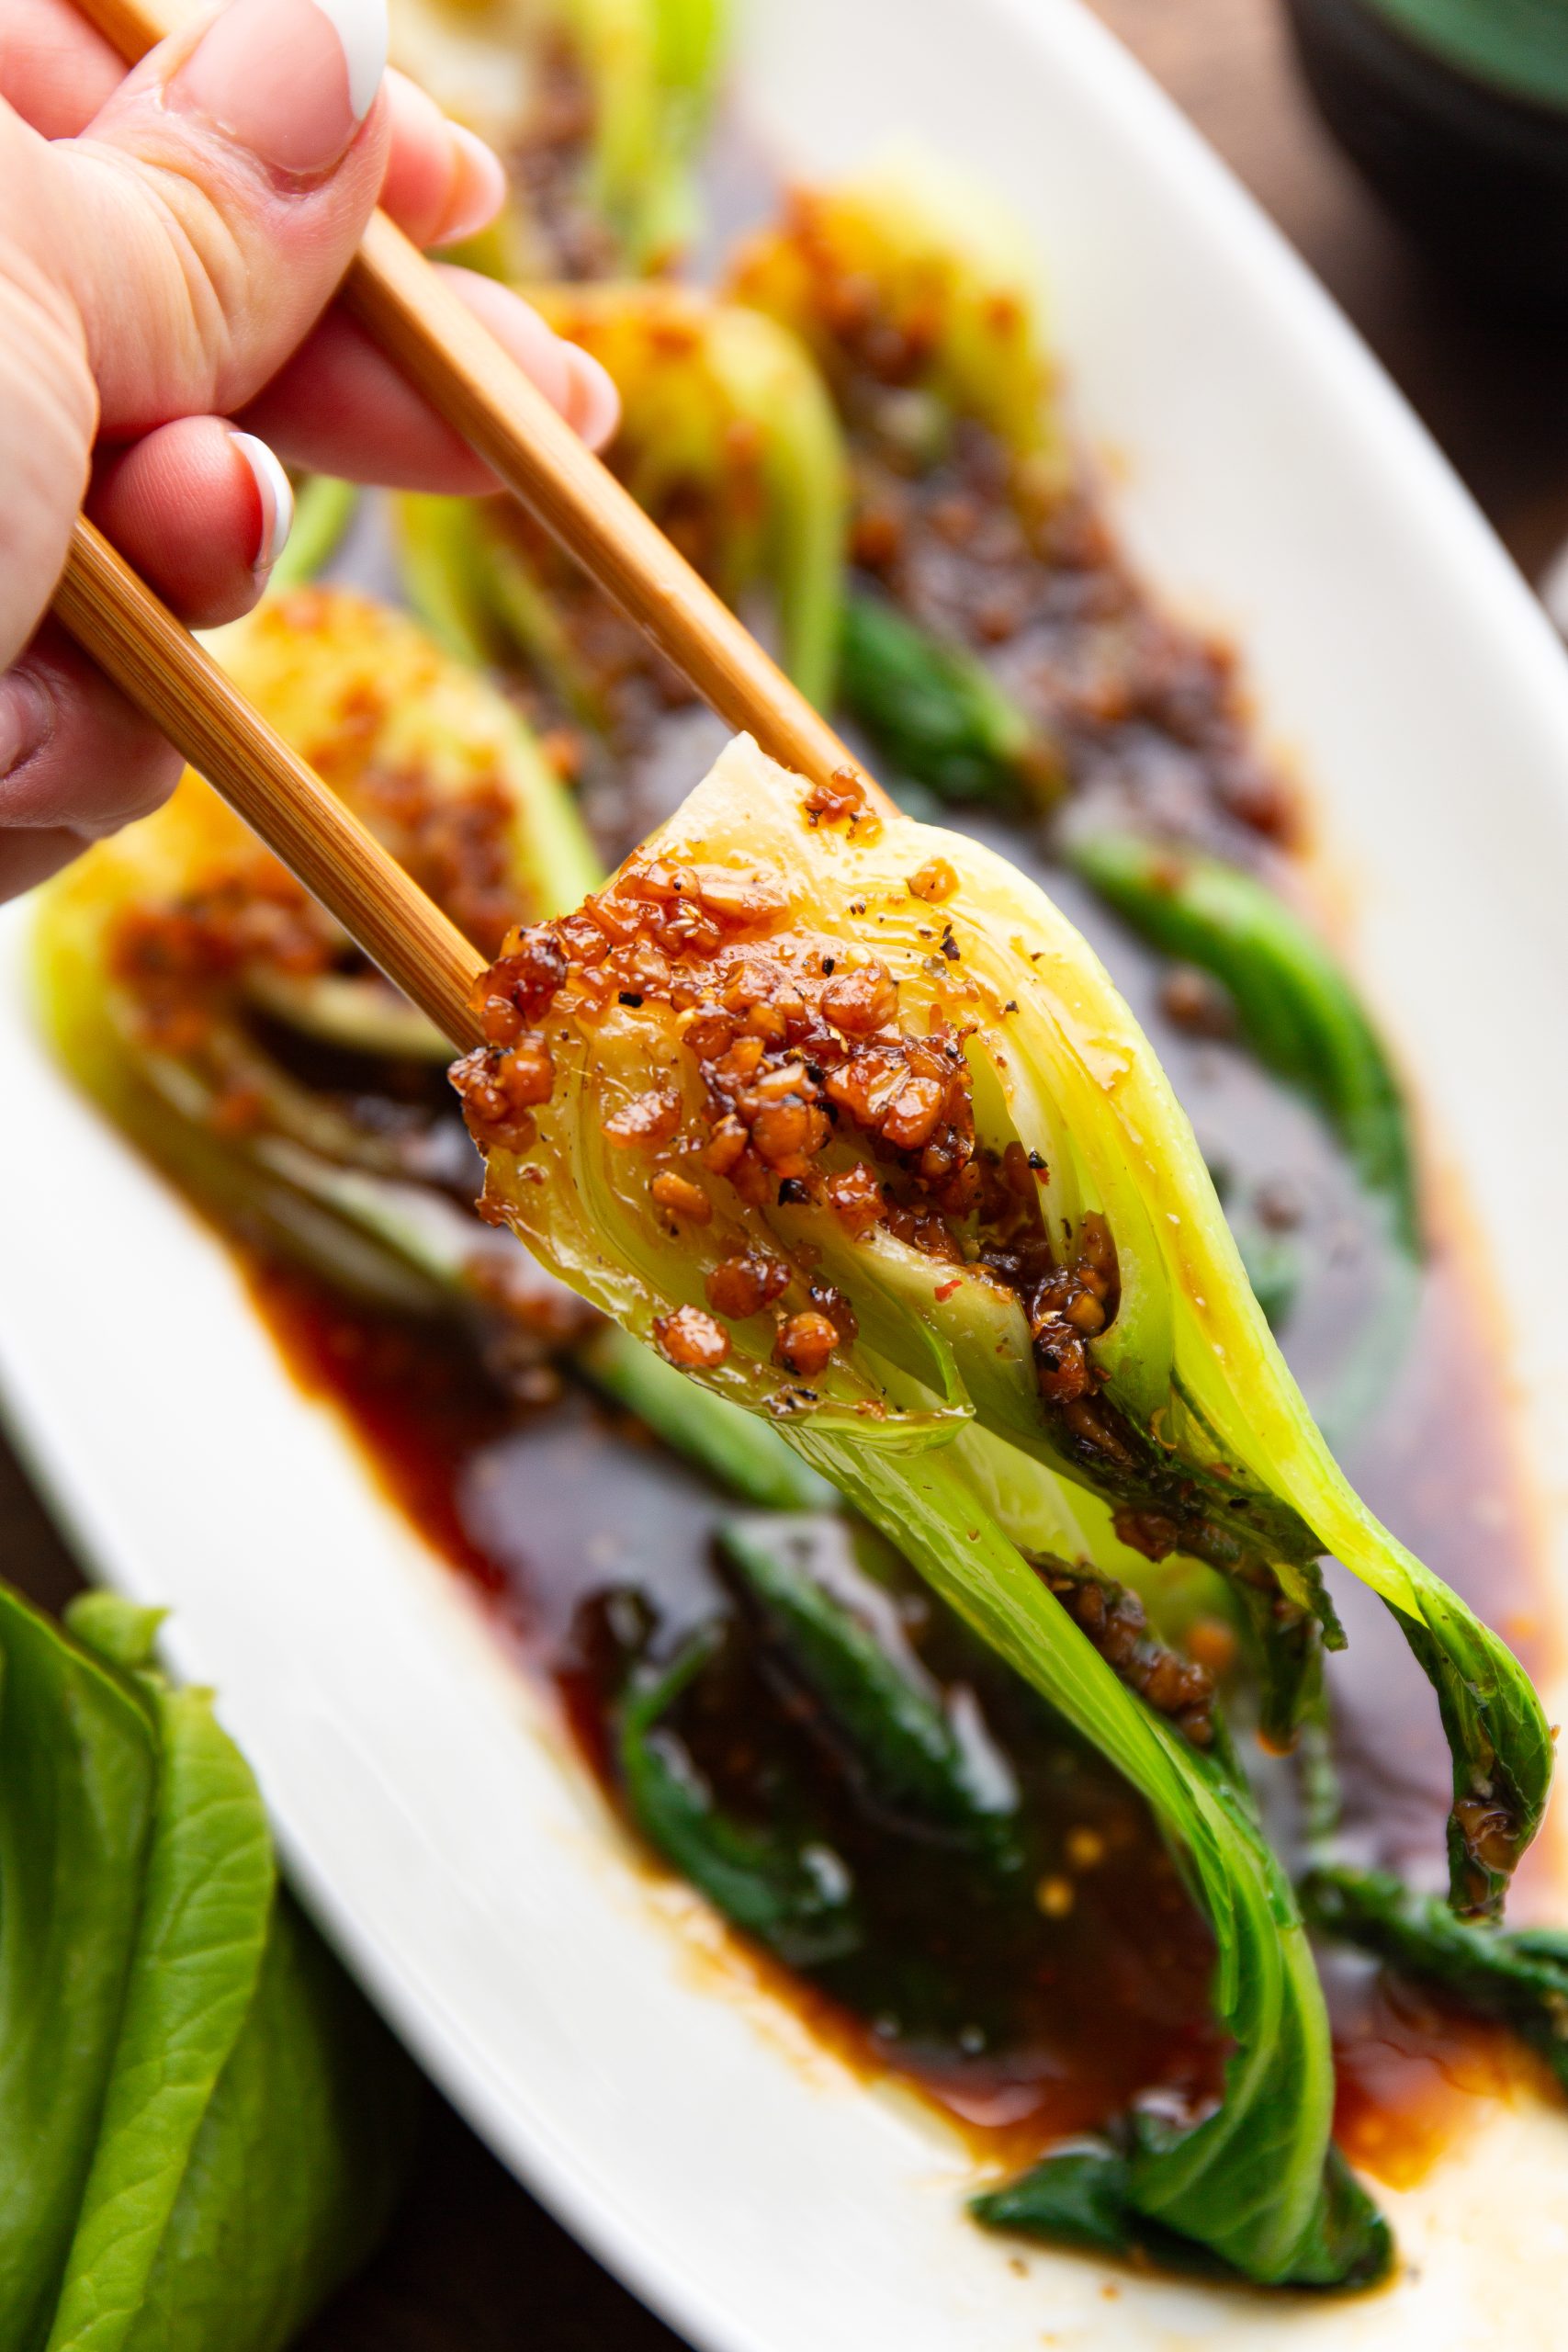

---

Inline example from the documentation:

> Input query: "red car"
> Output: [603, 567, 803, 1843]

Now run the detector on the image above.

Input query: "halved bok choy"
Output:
[388, 0, 728, 277]
[448, 730, 1551, 2277]
[34, 586, 598, 1314]
[728, 153, 1066, 800]
[455, 734, 1546, 1913]
[33, 587, 823, 1513]
[399, 281, 848, 714]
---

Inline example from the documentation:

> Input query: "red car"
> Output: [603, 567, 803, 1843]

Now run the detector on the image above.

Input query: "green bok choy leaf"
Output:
[0, 1582, 417, 2352]
[782, 1442, 1387, 2285]
[618, 1626, 863, 1968]
[838, 591, 1060, 810]
[1069, 831, 1422, 1445]
[1068, 831, 1419, 1255]
[610, 1478, 1382, 2283]
[717, 1511, 1023, 1861]
[1303, 1864, 1568, 2094]
[457, 732, 1548, 1925]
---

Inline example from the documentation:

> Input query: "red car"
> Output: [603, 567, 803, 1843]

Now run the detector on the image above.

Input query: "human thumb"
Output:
[49, 0, 393, 440]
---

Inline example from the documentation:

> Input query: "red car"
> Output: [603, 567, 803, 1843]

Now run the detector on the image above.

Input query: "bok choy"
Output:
[33, 587, 597, 1319]
[1303, 1864, 1568, 2093]
[727, 155, 1066, 466]
[838, 590, 1058, 811]
[399, 284, 849, 712]
[36, 587, 818, 1521]
[0, 1582, 417, 2351]
[1067, 831, 1419, 1256]
[455, 733, 1547, 1923]
[388, 0, 727, 276]
[444, 731, 1555, 2278]
[619, 1625, 864, 1968]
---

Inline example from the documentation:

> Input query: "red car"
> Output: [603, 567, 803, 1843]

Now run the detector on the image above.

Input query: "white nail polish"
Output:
[231, 433, 296, 574]
[311, 0, 388, 123]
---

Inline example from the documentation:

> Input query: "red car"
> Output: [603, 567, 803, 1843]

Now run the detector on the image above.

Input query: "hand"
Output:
[0, 0, 619, 899]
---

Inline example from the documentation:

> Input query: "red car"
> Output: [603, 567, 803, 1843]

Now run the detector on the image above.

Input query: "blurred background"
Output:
[1098, 0, 1568, 597]
[7, 0, 1568, 2342]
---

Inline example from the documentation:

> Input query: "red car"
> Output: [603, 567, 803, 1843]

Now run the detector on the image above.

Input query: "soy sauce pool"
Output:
[220, 594, 1555, 2190]
[247, 1259, 1224, 2153]
[245, 1232, 1544, 2186]
[252, 229, 1552, 2188]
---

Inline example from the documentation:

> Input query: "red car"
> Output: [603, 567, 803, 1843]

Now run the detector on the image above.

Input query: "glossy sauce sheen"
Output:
[247, 1261, 1224, 2154]
[224, 219, 1550, 2183]
[244, 1223, 1544, 2184]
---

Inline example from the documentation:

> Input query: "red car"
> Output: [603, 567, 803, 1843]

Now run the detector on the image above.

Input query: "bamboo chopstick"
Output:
[49, 0, 895, 1060]
[65, 0, 874, 805]
[57, 518, 488, 1049]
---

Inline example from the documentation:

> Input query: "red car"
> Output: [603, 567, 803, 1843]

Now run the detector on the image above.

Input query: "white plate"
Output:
[6, 1, 1568, 2344]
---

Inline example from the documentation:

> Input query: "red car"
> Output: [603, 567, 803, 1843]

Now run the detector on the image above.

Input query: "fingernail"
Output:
[438, 122, 508, 246]
[562, 348, 620, 452]
[173, 0, 388, 177]
[230, 432, 295, 575]
[0, 672, 54, 786]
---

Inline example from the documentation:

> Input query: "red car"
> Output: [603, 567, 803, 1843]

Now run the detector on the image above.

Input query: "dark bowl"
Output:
[1283, 0, 1568, 315]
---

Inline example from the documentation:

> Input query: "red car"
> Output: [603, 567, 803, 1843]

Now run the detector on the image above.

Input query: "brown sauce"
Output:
[505, 38, 622, 282]
[1331, 1967, 1527, 2190]
[242, 1227, 1550, 2189]
[115, 475, 1556, 2206]
[849, 424, 1296, 863]
[244, 1254, 1225, 2158]
[119, 144, 1557, 2200]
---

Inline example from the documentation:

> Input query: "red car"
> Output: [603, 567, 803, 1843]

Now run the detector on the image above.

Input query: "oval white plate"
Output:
[6, 1, 1568, 2344]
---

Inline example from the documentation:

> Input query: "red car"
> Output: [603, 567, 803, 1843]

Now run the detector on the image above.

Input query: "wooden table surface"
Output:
[6, 3, 1568, 2343]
